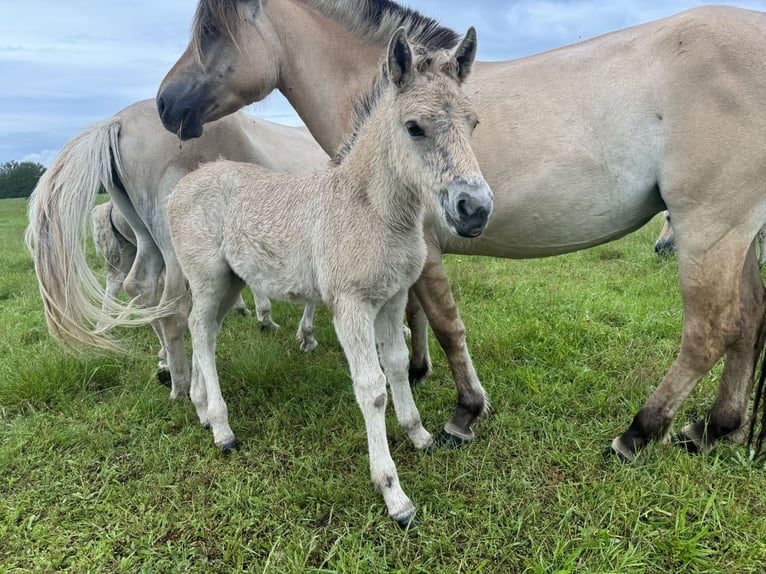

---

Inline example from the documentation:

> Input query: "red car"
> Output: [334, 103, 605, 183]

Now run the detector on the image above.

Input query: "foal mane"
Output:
[333, 46, 461, 164]
[190, 0, 460, 61]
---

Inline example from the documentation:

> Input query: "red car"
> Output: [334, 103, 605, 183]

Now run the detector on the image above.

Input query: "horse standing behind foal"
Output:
[26, 99, 328, 385]
[157, 2, 766, 461]
[168, 28, 492, 526]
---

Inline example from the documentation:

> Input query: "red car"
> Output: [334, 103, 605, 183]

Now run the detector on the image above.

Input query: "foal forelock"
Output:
[333, 48, 462, 163]
[305, 0, 459, 51]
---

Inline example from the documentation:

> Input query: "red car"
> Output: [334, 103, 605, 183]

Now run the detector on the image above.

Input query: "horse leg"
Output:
[678, 248, 766, 451]
[610, 236, 754, 461]
[188, 277, 243, 450]
[157, 256, 192, 400]
[296, 303, 318, 352]
[232, 291, 252, 317]
[375, 290, 433, 450]
[252, 290, 279, 330]
[332, 298, 415, 527]
[410, 243, 487, 444]
[406, 291, 432, 384]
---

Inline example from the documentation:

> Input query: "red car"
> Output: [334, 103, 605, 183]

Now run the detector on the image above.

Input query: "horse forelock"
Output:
[332, 49, 460, 164]
[190, 0, 244, 61]
[304, 0, 459, 50]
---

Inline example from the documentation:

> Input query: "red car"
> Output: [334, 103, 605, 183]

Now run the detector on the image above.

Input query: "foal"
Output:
[168, 28, 492, 526]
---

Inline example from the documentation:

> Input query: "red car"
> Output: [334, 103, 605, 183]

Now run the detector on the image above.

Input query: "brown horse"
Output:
[156, 1, 766, 461]
[168, 28, 491, 525]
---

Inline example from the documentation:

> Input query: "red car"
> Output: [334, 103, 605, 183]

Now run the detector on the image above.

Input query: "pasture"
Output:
[3, 195, 766, 572]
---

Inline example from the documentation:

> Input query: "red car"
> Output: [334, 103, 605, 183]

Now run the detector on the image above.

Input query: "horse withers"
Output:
[167, 28, 492, 526]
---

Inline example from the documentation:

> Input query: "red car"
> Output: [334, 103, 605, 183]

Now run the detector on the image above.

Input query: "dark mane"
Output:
[333, 46, 460, 164]
[190, 0, 460, 60]
[305, 0, 460, 51]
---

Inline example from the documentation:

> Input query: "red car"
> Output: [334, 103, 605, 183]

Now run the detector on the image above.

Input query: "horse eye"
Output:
[406, 121, 425, 139]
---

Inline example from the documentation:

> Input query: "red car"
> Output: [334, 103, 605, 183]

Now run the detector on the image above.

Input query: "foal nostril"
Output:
[457, 198, 470, 219]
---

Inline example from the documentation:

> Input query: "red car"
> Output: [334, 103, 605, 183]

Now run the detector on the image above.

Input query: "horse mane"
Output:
[332, 46, 461, 164]
[304, 0, 460, 51]
[190, 0, 460, 60]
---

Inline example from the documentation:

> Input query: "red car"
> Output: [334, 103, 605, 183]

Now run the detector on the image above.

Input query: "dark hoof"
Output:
[395, 511, 417, 530]
[222, 440, 240, 456]
[156, 369, 172, 387]
[674, 433, 702, 455]
[202, 422, 211, 432]
[603, 445, 633, 464]
[408, 364, 430, 387]
[426, 429, 471, 453]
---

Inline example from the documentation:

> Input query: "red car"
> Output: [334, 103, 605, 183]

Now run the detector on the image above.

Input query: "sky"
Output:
[2, 0, 765, 167]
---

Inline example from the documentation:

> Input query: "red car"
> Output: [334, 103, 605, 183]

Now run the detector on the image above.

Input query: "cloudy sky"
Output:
[2, 0, 765, 166]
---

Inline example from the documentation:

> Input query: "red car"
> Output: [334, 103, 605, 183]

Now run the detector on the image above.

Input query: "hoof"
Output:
[258, 321, 279, 332]
[299, 339, 318, 353]
[605, 437, 639, 463]
[395, 511, 417, 530]
[156, 369, 172, 387]
[408, 364, 431, 387]
[221, 440, 240, 455]
[674, 432, 702, 455]
[426, 429, 471, 452]
[603, 445, 633, 464]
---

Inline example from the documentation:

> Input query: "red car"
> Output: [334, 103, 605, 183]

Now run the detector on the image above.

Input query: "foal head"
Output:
[342, 27, 493, 238]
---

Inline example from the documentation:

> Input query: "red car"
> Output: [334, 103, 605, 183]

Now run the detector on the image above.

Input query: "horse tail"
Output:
[747, 297, 766, 459]
[25, 117, 166, 351]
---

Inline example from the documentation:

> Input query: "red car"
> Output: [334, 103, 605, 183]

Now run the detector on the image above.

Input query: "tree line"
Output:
[0, 161, 46, 199]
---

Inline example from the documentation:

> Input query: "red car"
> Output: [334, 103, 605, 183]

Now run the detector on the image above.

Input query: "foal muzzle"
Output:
[440, 177, 494, 238]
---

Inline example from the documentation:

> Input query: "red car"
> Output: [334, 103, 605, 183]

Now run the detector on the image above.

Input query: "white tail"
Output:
[25, 118, 168, 351]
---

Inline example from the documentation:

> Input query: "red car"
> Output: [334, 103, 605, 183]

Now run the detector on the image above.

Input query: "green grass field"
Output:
[3, 196, 766, 573]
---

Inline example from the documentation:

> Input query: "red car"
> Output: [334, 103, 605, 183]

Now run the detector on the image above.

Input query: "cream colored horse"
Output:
[27, 99, 327, 380]
[168, 28, 491, 526]
[157, 1, 766, 461]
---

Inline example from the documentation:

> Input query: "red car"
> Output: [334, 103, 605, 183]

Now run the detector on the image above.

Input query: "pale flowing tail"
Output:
[25, 117, 167, 351]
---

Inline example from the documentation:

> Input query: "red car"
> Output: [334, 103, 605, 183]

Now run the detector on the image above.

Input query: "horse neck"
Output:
[268, 0, 387, 156]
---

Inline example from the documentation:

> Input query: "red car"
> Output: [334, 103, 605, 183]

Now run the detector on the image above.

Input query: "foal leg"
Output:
[231, 291, 252, 317]
[410, 244, 488, 444]
[406, 291, 432, 383]
[158, 256, 192, 400]
[610, 237, 754, 461]
[252, 290, 280, 330]
[333, 298, 415, 527]
[296, 303, 318, 352]
[375, 290, 433, 450]
[678, 248, 766, 451]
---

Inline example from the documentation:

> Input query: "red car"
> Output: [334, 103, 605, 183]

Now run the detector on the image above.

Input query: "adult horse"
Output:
[156, 1, 766, 461]
[27, 99, 328, 390]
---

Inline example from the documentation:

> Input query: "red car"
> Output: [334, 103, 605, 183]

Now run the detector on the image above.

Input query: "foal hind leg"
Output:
[376, 290, 432, 450]
[610, 239, 752, 461]
[231, 291, 252, 317]
[410, 244, 487, 444]
[678, 248, 766, 451]
[251, 290, 279, 331]
[406, 291, 432, 384]
[296, 303, 318, 352]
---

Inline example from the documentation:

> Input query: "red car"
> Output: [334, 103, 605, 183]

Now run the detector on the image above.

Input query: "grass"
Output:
[3, 195, 766, 572]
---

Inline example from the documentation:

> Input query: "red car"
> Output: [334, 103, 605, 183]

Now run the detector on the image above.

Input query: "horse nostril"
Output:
[457, 198, 470, 218]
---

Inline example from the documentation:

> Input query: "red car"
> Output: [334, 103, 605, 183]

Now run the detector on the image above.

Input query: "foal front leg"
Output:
[410, 243, 488, 444]
[333, 299, 415, 527]
[296, 303, 318, 352]
[376, 291, 432, 450]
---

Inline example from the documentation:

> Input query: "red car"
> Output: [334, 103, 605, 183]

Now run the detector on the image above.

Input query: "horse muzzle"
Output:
[440, 177, 494, 238]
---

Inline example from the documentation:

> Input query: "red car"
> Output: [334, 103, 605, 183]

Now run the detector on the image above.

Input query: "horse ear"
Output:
[454, 27, 478, 82]
[387, 27, 414, 89]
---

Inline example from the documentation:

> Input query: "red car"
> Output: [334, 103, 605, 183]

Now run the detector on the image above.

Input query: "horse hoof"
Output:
[603, 445, 633, 464]
[674, 432, 702, 455]
[426, 429, 471, 452]
[395, 511, 417, 530]
[408, 364, 431, 387]
[221, 440, 240, 455]
[156, 369, 172, 387]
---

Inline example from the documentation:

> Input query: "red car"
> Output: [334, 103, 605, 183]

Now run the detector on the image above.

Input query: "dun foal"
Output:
[168, 28, 492, 526]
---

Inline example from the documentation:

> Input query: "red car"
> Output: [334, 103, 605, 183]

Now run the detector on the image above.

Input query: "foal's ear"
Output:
[387, 27, 414, 89]
[453, 27, 478, 83]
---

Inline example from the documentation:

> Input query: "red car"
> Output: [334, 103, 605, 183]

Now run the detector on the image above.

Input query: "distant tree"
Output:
[0, 161, 46, 199]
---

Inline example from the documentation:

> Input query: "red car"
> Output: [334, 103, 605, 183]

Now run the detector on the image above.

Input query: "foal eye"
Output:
[406, 121, 425, 139]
